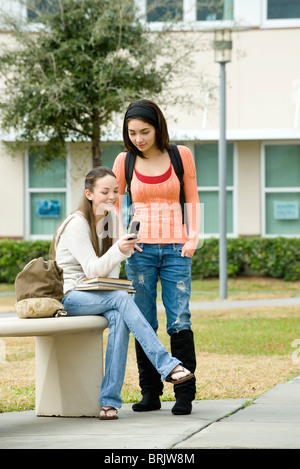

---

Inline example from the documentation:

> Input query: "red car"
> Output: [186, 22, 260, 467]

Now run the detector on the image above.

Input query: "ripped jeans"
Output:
[62, 289, 180, 409]
[125, 244, 192, 336]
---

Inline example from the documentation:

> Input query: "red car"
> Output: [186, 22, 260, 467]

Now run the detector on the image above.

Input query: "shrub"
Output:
[242, 237, 300, 281]
[191, 237, 300, 281]
[1, 237, 300, 284]
[0, 239, 51, 283]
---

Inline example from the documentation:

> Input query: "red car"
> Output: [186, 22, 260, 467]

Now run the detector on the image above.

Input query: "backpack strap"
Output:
[125, 151, 136, 226]
[54, 214, 77, 249]
[168, 144, 188, 232]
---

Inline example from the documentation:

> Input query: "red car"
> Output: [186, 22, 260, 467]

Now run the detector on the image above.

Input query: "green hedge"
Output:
[0, 239, 51, 284]
[1, 237, 300, 284]
[192, 237, 300, 281]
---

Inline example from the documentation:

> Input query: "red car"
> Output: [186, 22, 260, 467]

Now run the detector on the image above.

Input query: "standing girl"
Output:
[113, 99, 200, 415]
[52, 166, 193, 420]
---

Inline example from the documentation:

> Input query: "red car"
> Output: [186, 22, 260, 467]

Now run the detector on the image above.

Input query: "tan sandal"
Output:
[166, 366, 194, 385]
[99, 406, 118, 420]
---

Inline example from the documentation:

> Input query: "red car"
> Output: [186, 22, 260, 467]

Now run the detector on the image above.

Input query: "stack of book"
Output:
[74, 277, 136, 293]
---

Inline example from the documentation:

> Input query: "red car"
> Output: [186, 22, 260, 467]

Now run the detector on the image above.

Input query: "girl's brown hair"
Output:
[51, 166, 115, 259]
[78, 166, 115, 256]
[123, 99, 171, 158]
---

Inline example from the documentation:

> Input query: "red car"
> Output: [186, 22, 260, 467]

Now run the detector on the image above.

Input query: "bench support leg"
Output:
[35, 330, 104, 417]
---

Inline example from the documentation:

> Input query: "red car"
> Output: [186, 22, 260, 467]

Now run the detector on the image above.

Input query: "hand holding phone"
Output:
[128, 220, 140, 240]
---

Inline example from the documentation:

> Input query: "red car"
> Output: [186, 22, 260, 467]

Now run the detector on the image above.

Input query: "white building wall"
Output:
[237, 141, 261, 235]
[0, 144, 24, 237]
[0, 0, 300, 238]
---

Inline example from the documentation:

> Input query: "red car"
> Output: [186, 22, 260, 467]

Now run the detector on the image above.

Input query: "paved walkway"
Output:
[2, 295, 300, 317]
[0, 375, 300, 449]
[1, 294, 300, 450]
[163, 295, 300, 311]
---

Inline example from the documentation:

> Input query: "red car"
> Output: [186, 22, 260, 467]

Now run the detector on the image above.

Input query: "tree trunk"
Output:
[92, 137, 102, 167]
[91, 110, 101, 167]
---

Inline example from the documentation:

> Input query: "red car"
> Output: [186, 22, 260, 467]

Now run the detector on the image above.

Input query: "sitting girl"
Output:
[51, 166, 193, 420]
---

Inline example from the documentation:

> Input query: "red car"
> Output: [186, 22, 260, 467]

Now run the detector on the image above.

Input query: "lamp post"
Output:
[213, 29, 232, 300]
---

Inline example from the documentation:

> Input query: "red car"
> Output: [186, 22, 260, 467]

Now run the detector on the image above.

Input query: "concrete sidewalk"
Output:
[175, 374, 300, 449]
[1, 295, 300, 450]
[2, 295, 300, 318]
[0, 375, 300, 450]
[164, 295, 300, 310]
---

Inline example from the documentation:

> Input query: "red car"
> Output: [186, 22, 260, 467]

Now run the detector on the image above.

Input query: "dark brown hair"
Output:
[51, 166, 115, 259]
[78, 166, 115, 256]
[123, 99, 171, 158]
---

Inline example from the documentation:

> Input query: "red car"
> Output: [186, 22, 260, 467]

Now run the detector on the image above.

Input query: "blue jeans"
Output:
[125, 244, 192, 336]
[62, 289, 180, 409]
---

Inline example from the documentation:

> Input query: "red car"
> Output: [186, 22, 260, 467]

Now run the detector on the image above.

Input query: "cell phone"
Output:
[128, 221, 140, 240]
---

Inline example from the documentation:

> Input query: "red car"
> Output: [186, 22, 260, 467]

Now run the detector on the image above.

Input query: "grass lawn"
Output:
[1, 277, 300, 412]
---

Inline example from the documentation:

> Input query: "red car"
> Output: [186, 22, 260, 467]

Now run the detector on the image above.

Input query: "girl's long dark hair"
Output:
[123, 99, 171, 158]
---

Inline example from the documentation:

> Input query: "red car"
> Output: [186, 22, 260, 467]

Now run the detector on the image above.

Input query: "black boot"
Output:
[170, 329, 197, 415]
[132, 391, 161, 412]
[132, 339, 163, 412]
[171, 395, 193, 415]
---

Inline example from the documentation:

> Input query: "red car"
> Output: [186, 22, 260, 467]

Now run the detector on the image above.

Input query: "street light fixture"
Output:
[214, 29, 232, 63]
[213, 28, 232, 300]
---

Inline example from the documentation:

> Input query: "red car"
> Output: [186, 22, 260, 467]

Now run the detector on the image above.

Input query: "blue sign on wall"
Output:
[36, 200, 60, 218]
[274, 201, 299, 220]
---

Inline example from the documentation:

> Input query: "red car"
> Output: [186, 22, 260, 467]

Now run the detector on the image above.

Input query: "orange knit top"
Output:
[113, 145, 200, 256]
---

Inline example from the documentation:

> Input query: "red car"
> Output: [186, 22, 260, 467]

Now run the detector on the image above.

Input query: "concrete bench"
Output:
[0, 315, 108, 418]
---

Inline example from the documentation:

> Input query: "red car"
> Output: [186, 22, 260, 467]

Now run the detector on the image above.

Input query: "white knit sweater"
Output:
[55, 212, 130, 294]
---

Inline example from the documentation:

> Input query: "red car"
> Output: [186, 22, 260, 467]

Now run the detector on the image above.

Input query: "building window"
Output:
[197, 0, 234, 21]
[263, 144, 300, 236]
[101, 144, 124, 169]
[26, 149, 68, 239]
[195, 143, 235, 236]
[145, 0, 233, 23]
[27, 0, 56, 20]
[267, 0, 300, 20]
[146, 0, 183, 22]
